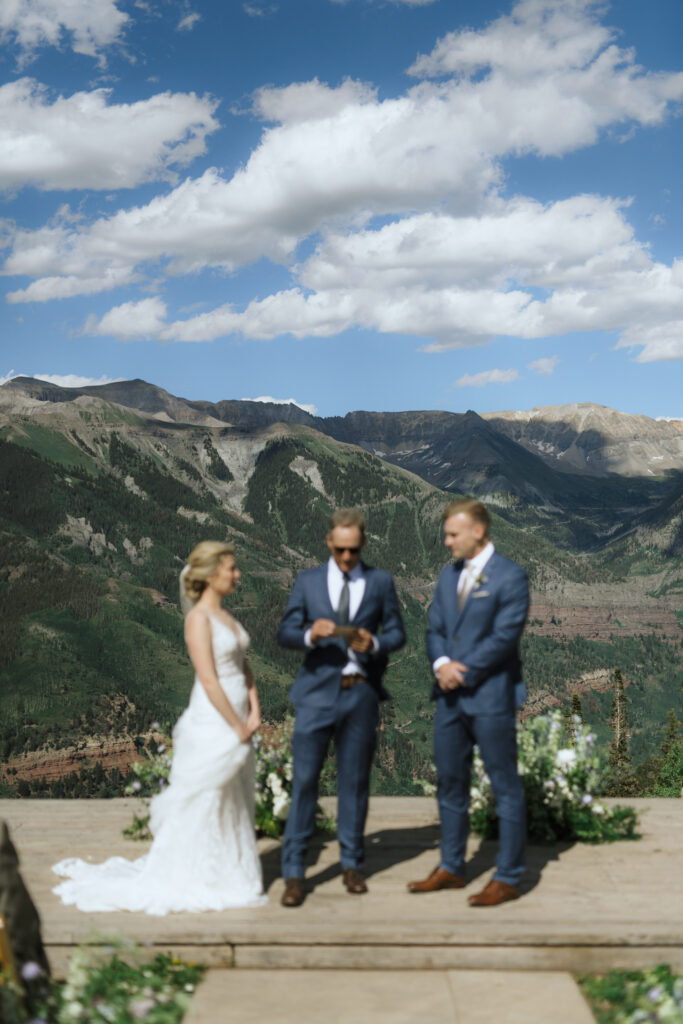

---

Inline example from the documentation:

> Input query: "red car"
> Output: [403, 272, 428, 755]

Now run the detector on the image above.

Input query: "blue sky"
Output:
[1, 0, 682, 418]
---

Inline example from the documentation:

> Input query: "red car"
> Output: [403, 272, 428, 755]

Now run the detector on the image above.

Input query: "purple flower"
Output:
[21, 961, 43, 980]
[581, 794, 593, 805]
[132, 780, 142, 792]
[648, 986, 663, 1003]
[158, 779, 166, 789]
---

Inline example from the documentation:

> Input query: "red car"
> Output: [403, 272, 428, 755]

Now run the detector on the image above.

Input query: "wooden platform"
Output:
[1, 797, 681, 976]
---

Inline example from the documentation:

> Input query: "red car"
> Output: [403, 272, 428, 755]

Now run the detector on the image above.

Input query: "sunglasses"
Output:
[333, 546, 360, 555]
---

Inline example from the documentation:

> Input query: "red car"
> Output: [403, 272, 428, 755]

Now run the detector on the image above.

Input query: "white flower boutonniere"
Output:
[473, 572, 488, 591]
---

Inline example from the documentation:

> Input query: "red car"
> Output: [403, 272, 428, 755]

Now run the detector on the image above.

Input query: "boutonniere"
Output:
[473, 572, 488, 591]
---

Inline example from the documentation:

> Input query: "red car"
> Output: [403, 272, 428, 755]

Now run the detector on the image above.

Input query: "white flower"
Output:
[592, 803, 605, 816]
[555, 749, 577, 769]
[267, 771, 283, 795]
[284, 763, 293, 782]
[581, 794, 593, 805]
[273, 792, 291, 820]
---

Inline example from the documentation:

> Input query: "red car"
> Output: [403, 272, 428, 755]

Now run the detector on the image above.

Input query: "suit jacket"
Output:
[426, 550, 529, 716]
[277, 562, 406, 709]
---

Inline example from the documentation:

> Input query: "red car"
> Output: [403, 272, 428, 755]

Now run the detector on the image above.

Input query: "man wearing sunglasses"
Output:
[277, 508, 405, 906]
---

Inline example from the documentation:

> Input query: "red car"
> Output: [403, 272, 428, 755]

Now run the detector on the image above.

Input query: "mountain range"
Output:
[1, 376, 680, 794]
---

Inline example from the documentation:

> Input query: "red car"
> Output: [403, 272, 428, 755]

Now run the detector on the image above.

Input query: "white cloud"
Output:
[331, 0, 436, 5]
[0, 79, 219, 191]
[82, 297, 168, 341]
[243, 3, 278, 16]
[0, 0, 129, 62]
[0, 369, 18, 386]
[252, 78, 377, 124]
[528, 355, 559, 375]
[616, 320, 683, 362]
[33, 373, 126, 387]
[177, 11, 201, 31]
[454, 369, 520, 387]
[241, 395, 318, 415]
[5, 0, 683, 364]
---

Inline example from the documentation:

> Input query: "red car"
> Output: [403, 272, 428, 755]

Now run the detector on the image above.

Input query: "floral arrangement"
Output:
[422, 710, 639, 844]
[254, 717, 335, 838]
[578, 964, 683, 1024]
[253, 719, 294, 837]
[123, 728, 172, 842]
[1, 940, 204, 1024]
[123, 718, 335, 841]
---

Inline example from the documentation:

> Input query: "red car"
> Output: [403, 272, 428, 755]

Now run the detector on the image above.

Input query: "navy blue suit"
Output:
[277, 562, 405, 878]
[427, 550, 529, 886]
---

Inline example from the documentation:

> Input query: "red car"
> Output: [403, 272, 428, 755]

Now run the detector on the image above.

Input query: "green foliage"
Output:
[423, 711, 640, 844]
[0, 439, 67, 536]
[109, 434, 206, 511]
[29, 942, 206, 1024]
[577, 964, 683, 1024]
[636, 710, 683, 797]
[202, 435, 233, 482]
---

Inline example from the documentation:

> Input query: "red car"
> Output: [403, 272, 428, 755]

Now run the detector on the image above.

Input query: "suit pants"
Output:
[281, 682, 379, 880]
[434, 699, 526, 887]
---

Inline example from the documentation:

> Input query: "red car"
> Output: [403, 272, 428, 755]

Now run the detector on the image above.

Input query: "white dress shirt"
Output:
[433, 541, 495, 676]
[305, 559, 378, 675]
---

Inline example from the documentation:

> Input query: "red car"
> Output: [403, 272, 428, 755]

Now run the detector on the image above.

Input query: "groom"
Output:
[276, 508, 405, 907]
[409, 498, 529, 906]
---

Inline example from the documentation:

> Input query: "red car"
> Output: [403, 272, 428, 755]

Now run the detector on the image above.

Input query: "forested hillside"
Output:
[1, 382, 680, 797]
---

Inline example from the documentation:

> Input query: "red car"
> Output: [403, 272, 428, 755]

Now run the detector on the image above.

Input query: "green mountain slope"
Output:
[0, 391, 680, 795]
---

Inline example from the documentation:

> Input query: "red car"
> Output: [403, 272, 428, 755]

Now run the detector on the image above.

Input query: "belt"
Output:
[340, 673, 367, 689]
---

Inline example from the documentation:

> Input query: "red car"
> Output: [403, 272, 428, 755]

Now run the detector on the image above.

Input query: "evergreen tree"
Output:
[653, 709, 683, 797]
[563, 691, 585, 745]
[606, 667, 638, 797]
[570, 692, 585, 724]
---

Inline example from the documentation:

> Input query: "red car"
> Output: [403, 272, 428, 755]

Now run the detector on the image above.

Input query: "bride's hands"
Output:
[246, 707, 262, 735]
[235, 709, 261, 744]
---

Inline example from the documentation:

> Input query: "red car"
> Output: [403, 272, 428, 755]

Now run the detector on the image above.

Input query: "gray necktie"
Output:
[458, 565, 473, 611]
[338, 573, 350, 625]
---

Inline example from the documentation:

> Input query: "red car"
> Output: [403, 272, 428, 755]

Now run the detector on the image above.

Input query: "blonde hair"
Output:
[328, 508, 366, 542]
[442, 499, 490, 536]
[183, 541, 236, 605]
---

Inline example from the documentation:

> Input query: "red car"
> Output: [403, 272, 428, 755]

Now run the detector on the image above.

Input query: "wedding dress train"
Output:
[52, 616, 267, 914]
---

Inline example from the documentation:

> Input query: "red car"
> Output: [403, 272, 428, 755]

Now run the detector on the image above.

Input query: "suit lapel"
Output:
[316, 564, 336, 619]
[351, 562, 373, 623]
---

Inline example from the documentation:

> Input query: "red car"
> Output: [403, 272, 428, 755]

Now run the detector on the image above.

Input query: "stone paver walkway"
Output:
[184, 968, 596, 1024]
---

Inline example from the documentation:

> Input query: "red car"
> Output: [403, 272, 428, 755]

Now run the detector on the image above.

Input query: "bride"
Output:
[52, 541, 267, 914]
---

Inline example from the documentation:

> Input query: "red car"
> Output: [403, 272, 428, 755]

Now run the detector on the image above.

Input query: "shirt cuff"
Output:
[432, 656, 450, 678]
[304, 628, 314, 648]
[372, 635, 380, 653]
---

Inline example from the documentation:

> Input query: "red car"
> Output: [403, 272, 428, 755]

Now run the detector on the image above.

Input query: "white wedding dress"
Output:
[52, 615, 267, 914]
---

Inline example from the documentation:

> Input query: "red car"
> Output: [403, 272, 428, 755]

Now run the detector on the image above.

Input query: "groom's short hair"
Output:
[442, 498, 490, 536]
[329, 508, 366, 541]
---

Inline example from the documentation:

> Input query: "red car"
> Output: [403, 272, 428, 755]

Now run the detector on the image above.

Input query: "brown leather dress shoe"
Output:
[467, 879, 520, 907]
[281, 877, 305, 907]
[342, 868, 368, 894]
[407, 866, 465, 893]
